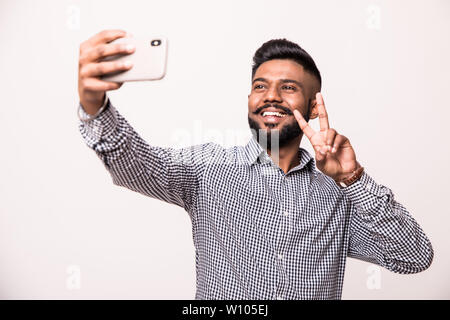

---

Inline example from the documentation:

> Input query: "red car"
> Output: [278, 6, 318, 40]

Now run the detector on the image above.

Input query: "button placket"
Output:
[260, 163, 290, 299]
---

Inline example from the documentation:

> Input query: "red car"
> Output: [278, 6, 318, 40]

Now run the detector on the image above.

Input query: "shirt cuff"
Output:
[78, 96, 119, 148]
[340, 171, 392, 213]
[78, 93, 110, 121]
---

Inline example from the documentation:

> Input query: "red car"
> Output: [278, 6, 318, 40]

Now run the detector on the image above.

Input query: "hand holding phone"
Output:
[78, 30, 135, 115]
[101, 37, 168, 82]
[78, 30, 168, 115]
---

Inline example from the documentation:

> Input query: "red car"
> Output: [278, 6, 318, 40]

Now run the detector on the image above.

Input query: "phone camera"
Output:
[151, 39, 161, 47]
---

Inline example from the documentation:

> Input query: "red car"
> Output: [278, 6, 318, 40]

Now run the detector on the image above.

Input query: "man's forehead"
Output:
[253, 59, 319, 91]
[254, 59, 307, 81]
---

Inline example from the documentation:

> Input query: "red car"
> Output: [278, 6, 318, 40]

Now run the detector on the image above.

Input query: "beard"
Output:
[248, 115, 303, 150]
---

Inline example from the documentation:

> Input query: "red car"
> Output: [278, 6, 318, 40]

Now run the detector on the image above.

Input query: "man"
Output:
[77, 30, 433, 299]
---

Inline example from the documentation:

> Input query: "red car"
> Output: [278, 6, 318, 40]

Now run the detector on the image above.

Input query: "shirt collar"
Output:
[242, 136, 315, 171]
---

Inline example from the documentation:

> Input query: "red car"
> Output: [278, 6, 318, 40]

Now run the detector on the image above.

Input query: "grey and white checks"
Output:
[78, 98, 433, 299]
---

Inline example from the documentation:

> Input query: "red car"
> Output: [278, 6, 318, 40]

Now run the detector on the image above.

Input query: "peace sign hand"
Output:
[293, 93, 361, 182]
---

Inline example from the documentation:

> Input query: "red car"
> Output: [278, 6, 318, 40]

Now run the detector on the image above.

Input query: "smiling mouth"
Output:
[260, 111, 290, 124]
[261, 111, 287, 117]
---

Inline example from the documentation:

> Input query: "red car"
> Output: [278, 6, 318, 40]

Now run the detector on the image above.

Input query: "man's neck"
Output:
[266, 135, 303, 174]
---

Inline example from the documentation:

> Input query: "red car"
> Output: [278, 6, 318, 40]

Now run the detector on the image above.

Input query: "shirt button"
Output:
[93, 127, 100, 133]
[277, 254, 283, 260]
[283, 211, 289, 217]
[277, 296, 284, 300]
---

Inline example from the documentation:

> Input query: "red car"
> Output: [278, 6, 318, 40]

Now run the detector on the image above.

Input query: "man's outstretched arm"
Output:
[78, 96, 217, 213]
[77, 29, 217, 214]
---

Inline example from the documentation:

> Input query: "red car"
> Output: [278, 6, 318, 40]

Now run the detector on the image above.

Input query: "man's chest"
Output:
[196, 164, 350, 251]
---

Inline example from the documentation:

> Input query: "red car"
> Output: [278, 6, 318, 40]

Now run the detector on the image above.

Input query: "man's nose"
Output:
[264, 86, 282, 103]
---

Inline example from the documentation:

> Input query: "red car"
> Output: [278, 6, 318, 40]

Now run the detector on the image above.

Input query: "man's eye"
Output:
[254, 84, 265, 89]
[282, 85, 296, 90]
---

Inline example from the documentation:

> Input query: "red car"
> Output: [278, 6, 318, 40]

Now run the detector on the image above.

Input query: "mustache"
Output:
[254, 104, 292, 115]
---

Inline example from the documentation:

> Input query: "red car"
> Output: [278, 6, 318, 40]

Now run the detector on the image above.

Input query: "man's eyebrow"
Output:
[252, 77, 304, 90]
[280, 79, 304, 89]
[252, 77, 267, 84]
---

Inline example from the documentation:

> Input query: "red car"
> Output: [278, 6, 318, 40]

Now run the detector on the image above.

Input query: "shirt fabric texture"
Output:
[78, 97, 434, 300]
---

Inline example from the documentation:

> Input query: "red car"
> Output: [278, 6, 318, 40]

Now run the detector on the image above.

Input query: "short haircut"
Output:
[252, 39, 322, 88]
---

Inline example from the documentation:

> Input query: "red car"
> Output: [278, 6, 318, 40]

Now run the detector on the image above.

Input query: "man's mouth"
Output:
[260, 110, 289, 124]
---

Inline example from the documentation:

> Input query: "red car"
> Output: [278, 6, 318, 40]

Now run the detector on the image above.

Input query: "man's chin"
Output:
[248, 115, 302, 149]
[252, 118, 287, 131]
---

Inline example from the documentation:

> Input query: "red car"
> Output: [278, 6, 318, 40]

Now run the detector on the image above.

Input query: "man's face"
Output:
[248, 59, 319, 150]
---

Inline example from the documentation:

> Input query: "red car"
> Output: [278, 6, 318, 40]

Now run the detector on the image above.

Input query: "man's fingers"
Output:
[80, 60, 133, 78]
[325, 129, 337, 153]
[83, 78, 123, 92]
[88, 29, 127, 46]
[316, 92, 330, 132]
[293, 109, 315, 140]
[315, 145, 327, 162]
[331, 134, 349, 154]
[81, 42, 135, 64]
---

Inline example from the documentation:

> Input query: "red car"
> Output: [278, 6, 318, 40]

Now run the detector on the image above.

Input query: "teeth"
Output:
[262, 111, 286, 117]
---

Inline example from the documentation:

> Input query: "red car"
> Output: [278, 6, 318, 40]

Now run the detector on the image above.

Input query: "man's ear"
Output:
[308, 98, 319, 120]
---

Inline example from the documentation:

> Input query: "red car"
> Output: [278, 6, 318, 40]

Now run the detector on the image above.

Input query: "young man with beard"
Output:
[77, 30, 433, 299]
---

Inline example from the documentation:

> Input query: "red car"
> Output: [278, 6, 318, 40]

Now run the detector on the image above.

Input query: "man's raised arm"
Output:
[294, 92, 433, 273]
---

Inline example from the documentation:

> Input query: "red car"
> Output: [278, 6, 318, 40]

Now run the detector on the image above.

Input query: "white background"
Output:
[0, 0, 449, 299]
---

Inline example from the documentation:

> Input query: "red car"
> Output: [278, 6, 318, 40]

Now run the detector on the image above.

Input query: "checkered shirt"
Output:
[78, 97, 434, 299]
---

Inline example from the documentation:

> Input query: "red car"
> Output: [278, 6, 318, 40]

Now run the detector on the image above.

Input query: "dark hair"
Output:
[252, 39, 321, 88]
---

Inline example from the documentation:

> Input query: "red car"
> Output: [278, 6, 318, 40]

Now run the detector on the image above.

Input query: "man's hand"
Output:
[293, 92, 361, 182]
[78, 29, 135, 115]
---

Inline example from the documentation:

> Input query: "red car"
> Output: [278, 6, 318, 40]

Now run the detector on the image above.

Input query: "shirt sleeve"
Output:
[78, 97, 219, 216]
[343, 171, 434, 274]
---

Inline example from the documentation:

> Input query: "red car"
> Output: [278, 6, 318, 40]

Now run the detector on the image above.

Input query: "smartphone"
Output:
[100, 37, 168, 82]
